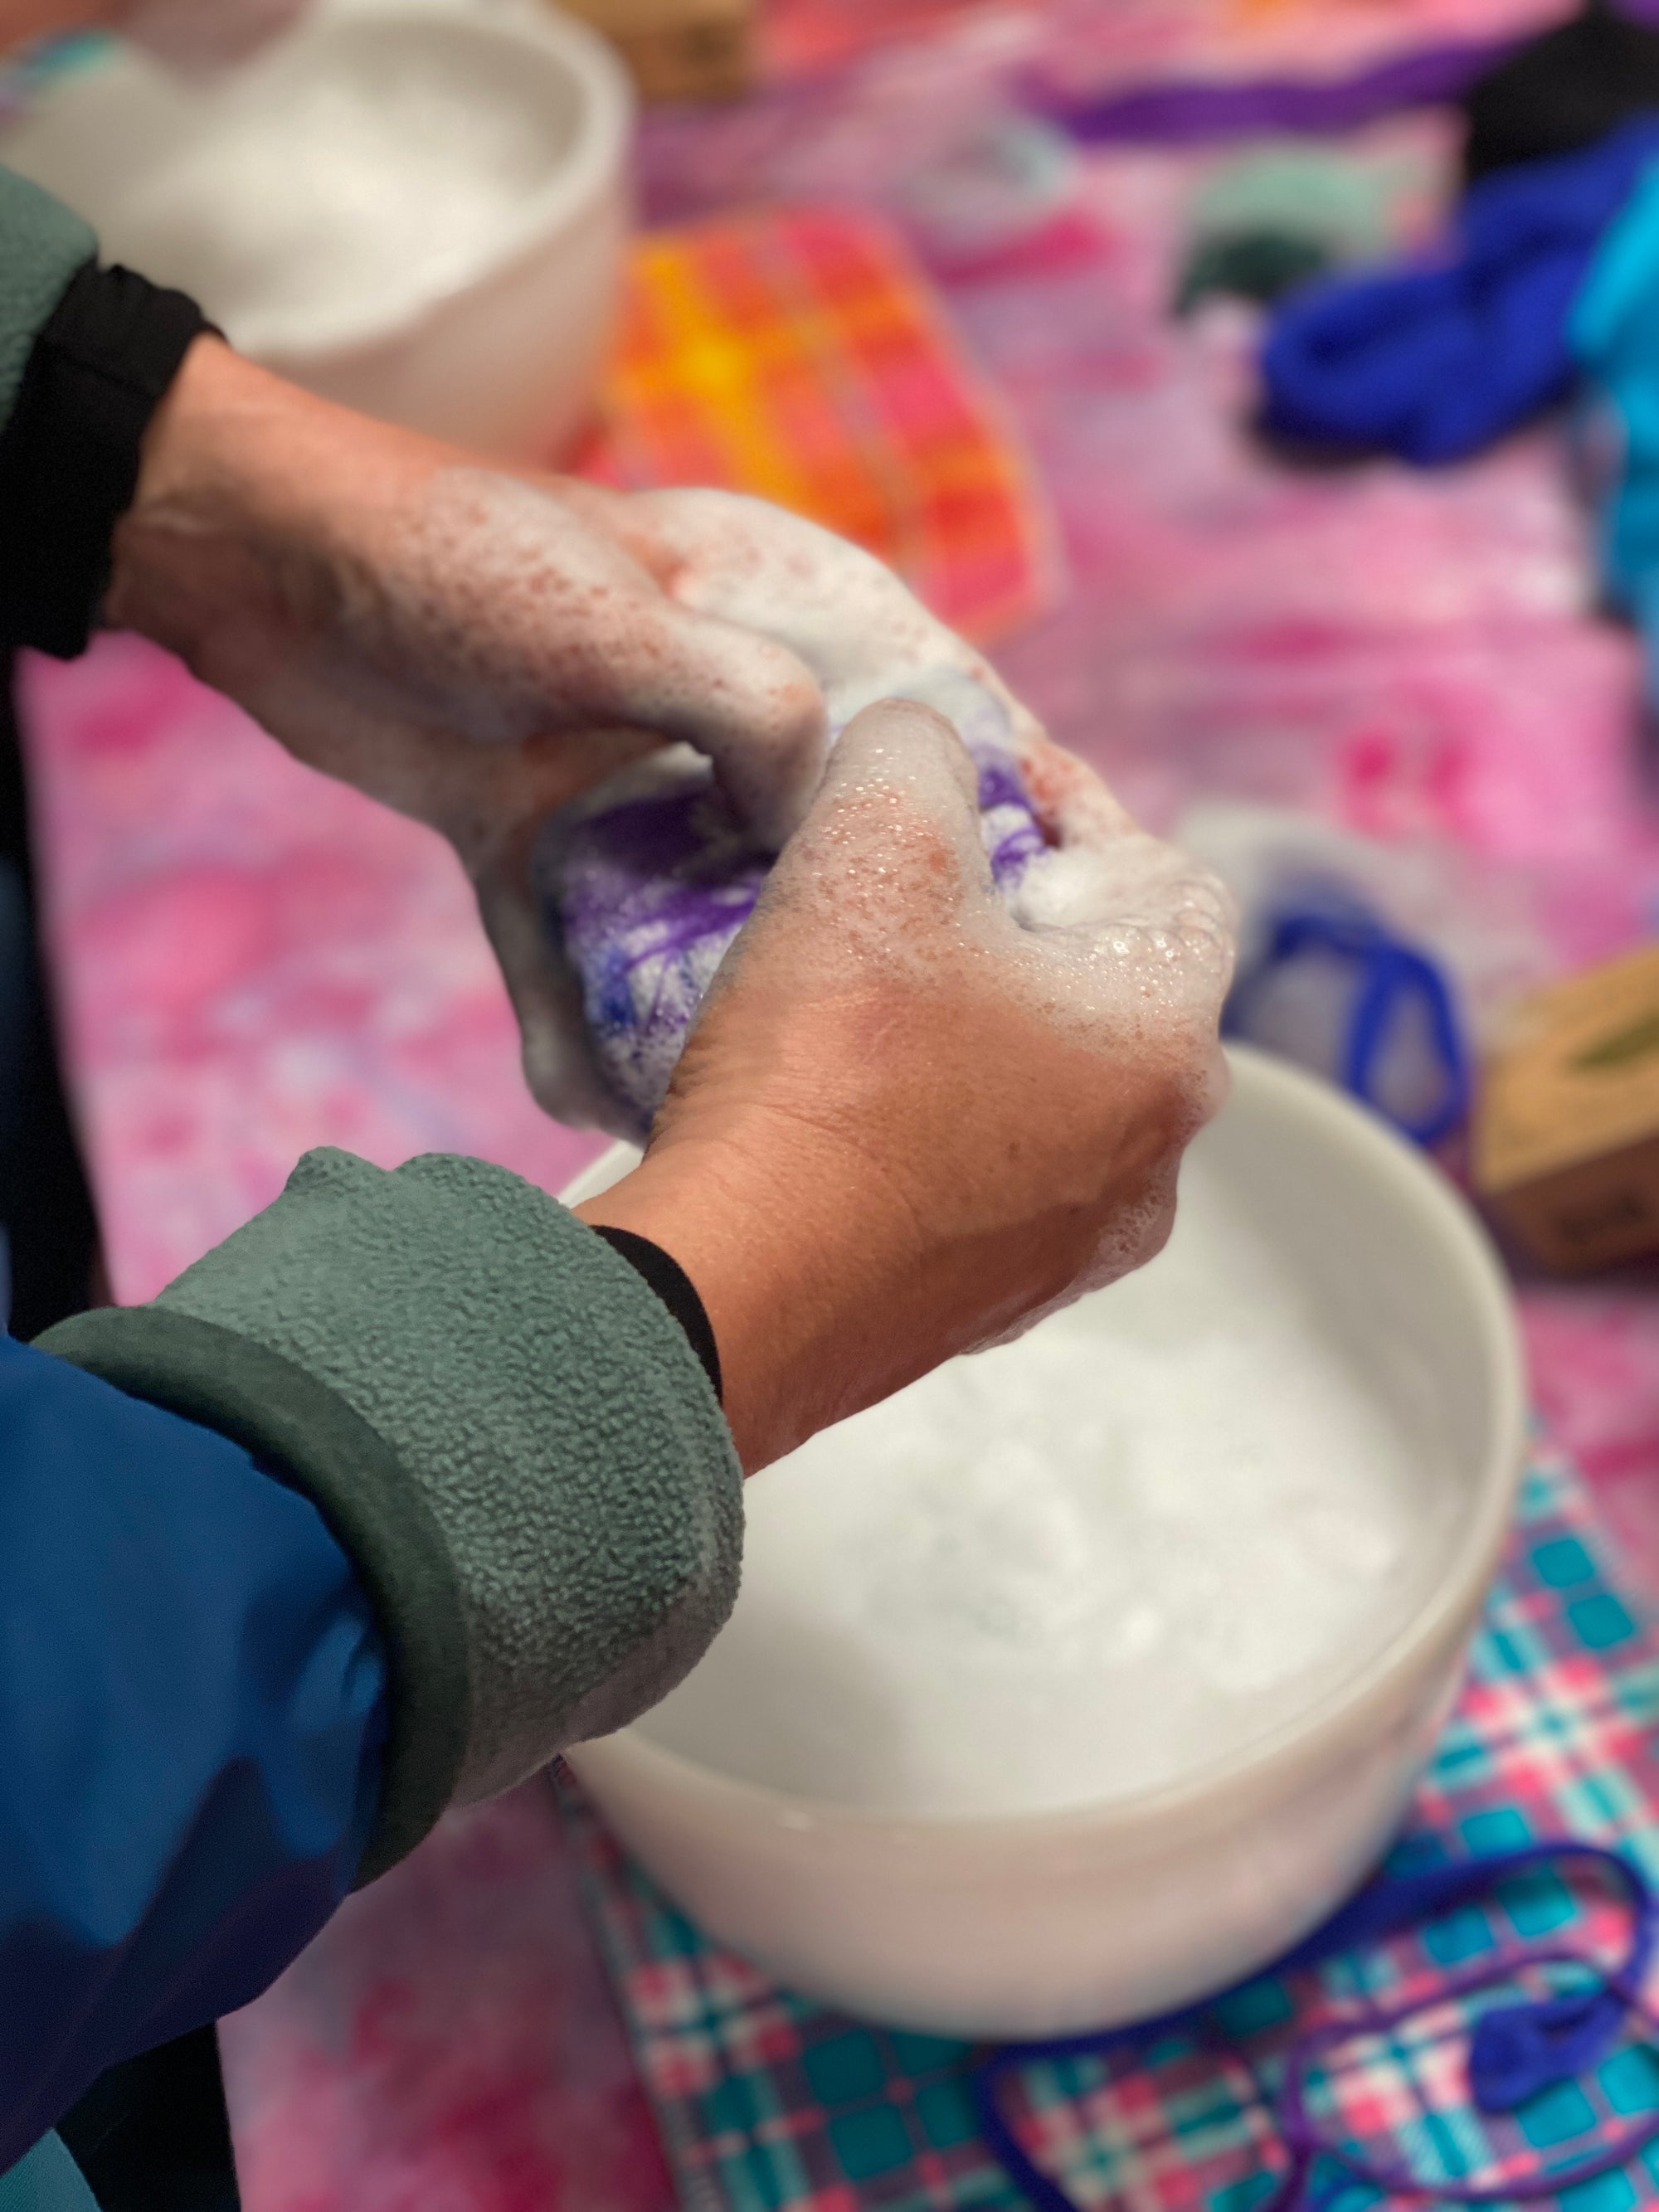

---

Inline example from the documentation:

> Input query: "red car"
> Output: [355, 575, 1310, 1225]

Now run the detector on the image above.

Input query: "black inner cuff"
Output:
[591, 1224, 725, 1404]
[0, 261, 211, 661]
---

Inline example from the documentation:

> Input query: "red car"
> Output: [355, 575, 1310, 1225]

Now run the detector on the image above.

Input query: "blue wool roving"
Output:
[1572, 153, 1659, 696]
[1260, 117, 1659, 464]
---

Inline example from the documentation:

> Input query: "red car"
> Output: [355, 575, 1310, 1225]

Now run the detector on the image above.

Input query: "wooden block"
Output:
[1473, 943, 1659, 1271]
[553, 0, 756, 102]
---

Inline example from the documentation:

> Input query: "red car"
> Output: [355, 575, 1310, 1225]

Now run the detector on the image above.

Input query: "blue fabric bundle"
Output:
[1259, 119, 1659, 464]
[1572, 156, 1659, 693]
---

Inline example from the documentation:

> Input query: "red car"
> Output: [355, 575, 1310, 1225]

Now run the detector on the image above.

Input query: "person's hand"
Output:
[526, 484, 1147, 1128]
[107, 340, 827, 1125]
[577, 698, 1234, 1474]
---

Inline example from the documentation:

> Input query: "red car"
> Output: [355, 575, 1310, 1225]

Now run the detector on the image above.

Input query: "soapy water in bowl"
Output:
[640, 1155, 1450, 1819]
[48, 27, 577, 357]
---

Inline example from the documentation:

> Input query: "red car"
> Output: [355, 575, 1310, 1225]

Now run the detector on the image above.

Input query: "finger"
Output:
[1002, 768, 1238, 1026]
[608, 489, 980, 714]
[620, 593, 830, 850]
[1010, 730, 1138, 850]
[604, 487, 1134, 850]
[819, 696, 980, 815]
[394, 471, 829, 849]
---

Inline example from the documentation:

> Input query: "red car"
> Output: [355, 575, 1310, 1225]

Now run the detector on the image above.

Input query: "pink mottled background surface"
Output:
[17, 2, 1659, 2206]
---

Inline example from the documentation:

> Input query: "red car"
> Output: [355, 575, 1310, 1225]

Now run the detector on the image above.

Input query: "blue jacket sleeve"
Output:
[0, 1331, 387, 2175]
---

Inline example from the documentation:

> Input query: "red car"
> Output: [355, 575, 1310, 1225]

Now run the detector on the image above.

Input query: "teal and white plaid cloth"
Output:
[557, 1450, 1659, 2212]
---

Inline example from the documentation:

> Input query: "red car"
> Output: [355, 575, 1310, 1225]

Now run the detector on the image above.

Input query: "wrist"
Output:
[575, 1129, 873, 1475]
[118, 333, 267, 516]
[105, 335, 282, 651]
[105, 337, 436, 653]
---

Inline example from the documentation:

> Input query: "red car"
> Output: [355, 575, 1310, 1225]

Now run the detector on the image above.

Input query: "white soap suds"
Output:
[625, 492, 1238, 1145]
[640, 1157, 1448, 1818]
[619, 489, 1237, 1039]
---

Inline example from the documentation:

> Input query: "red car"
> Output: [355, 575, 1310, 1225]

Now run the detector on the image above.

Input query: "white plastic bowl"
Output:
[560, 1047, 1525, 2038]
[0, 0, 633, 457]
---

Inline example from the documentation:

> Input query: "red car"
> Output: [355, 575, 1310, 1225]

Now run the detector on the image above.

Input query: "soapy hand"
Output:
[577, 699, 1235, 1474]
[534, 486, 1160, 1130]
[109, 341, 1233, 1475]
[579, 482, 1054, 765]
[108, 340, 828, 1124]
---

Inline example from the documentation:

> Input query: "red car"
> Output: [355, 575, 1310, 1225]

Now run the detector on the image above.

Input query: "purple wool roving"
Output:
[535, 672, 1048, 1139]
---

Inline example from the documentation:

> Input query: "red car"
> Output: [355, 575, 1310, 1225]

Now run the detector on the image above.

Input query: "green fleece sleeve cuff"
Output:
[0, 167, 95, 430]
[39, 1149, 744, 1883]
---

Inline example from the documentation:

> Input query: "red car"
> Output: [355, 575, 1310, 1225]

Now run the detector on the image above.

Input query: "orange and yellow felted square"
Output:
[577, 205, 1058, 643]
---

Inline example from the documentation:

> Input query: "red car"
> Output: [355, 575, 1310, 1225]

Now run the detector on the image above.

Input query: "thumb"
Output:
[791, 698, 994, 928]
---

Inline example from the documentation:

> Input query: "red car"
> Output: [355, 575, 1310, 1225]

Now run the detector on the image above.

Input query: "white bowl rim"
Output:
[570, 1044, 1528, 1842]
[265, 3, 634, 359]
[10, 1, 634, 363]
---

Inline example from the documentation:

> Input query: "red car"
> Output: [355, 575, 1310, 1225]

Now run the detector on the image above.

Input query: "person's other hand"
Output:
[107, 340, 827, 1125]
[577, 698, 1234, 1473]
[564, 482, 1150, 901]
[577, 481, 1054, 760]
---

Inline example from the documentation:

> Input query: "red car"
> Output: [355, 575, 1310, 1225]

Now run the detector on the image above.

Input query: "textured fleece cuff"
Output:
[40, 1149, 743, 1882]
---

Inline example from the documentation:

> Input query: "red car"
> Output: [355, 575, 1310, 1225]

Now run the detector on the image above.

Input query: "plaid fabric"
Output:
[577, 207, 1060, 644]
[557, 1449, 1659, 2212]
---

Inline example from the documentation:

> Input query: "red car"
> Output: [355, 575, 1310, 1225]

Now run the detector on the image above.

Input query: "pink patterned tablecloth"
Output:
[17, 5, 1659, 2206]
[758, 0, 1573, 87]
[16, 639, 605, 1307]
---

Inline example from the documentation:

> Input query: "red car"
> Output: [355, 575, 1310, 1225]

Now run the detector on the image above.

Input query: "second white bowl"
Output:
[1, 1, 634, 456]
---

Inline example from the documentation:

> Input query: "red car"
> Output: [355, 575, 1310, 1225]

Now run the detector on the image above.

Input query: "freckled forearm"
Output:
[114, 341, 416, 553]
[105, 338, 434, 668]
